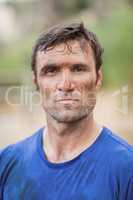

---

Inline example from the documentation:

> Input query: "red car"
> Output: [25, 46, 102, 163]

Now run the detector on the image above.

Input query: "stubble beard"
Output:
[43, 99, 96, 123]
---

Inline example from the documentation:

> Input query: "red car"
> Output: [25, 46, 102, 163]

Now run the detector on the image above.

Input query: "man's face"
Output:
[33, 40, 102, 123]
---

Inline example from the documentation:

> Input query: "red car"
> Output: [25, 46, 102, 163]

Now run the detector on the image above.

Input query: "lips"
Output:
[56, 98, 79, 102]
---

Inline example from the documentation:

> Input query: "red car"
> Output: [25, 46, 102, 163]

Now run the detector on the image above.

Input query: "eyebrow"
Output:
[40, 62, 90, 72]
[41, 63, 58, 71]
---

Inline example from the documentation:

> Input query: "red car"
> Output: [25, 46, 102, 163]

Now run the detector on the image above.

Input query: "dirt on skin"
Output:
[0, 90, 133, 148]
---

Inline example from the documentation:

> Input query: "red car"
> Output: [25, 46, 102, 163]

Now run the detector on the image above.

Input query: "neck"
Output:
[43, 114, 102, 163]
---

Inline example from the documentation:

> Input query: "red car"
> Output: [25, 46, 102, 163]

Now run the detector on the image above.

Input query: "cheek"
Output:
[38, 81, 53, 100]
[76, 76, 96, 104]
[76, 74, 96, 93]
[37, 76, 53, 91]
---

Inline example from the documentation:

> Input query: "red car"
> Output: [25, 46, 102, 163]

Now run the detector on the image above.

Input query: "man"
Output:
[0, 22, 133, 200]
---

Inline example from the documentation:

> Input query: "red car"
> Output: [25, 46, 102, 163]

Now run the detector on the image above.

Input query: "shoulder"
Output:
[103, 127, 133, 198]
[0, 127, 43, 181]
[103, 126, 133, 158]
[103, 127, 133, 175]
[0, 127, 44, 197]
[0, 127, 44, 160]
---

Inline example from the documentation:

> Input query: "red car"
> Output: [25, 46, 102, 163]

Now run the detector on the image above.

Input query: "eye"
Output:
[41, 66, 58, 76]
[46, 67, 57, 75]
[72, 65, 86, 72]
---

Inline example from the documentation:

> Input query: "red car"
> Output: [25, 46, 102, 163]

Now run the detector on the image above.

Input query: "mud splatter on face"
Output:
[35, 40, 101, 123]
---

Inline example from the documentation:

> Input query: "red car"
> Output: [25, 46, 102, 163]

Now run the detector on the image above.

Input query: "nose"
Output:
[57, 70, 75, 92]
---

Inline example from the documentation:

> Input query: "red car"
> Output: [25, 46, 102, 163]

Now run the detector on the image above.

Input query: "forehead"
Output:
[36, 40, 95, 67]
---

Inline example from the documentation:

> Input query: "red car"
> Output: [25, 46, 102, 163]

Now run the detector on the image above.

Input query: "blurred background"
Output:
[0, 0, 133, 148]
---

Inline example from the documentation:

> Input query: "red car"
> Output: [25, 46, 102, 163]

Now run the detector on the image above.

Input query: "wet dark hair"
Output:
[31, 22, 104, 75]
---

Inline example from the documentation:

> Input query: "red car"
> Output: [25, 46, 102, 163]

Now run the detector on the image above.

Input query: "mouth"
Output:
[56, 98, 79, 102]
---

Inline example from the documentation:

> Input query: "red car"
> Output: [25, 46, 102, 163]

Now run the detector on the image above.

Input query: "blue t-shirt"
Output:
[0, 127, 133, 200]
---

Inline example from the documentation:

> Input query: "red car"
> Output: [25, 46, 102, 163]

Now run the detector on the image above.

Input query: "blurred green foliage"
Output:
[92, 3, 133, 87]
[0, 1, 132, 87]
[56, 0, 90, 16]
[0, 35, 35, 84]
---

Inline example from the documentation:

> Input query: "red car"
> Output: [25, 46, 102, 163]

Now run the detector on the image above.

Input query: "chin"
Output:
[49, 110, 89, 123]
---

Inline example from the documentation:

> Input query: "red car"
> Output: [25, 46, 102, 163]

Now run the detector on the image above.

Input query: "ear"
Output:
[32, 71, 36, 85]
[32, 71, 39, 90]
[95, 68, 103, 90]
